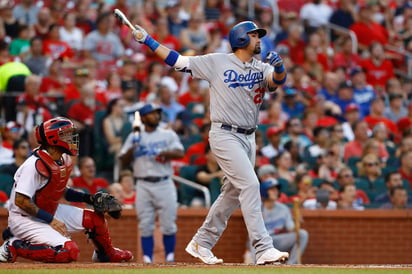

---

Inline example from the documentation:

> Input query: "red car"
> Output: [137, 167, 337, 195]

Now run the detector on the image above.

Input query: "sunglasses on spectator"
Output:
[365, 162, 379, 167]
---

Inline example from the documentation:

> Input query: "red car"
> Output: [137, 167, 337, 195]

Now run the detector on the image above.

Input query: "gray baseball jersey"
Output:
[188, 53, 274, 128]
[187, 53, 278, 260]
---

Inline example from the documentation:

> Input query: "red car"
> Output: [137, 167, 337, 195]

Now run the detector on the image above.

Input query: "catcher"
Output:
[0, 117, 133, 263]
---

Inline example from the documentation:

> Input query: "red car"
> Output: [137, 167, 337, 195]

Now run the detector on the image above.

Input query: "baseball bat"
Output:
[113, 9, 144, 40]
[292, 197, 302, 264]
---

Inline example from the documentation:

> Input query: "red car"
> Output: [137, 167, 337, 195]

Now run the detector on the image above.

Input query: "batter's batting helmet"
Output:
[229, 21, 266, 51]
[139, 103, 162, 116]
[35, 117, 79, 156]
[260, 178, 281, 200]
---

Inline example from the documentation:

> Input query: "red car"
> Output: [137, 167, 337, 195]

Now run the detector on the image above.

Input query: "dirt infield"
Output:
[1, 263, 412, 270]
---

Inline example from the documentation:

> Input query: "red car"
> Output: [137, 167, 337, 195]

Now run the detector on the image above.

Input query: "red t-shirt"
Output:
[361, 59, 395, 90]
[71, 176, 109, 194]
[43, 40, 75, 60]
[178, 92, 203, 107]
[66, 101, 104, 125]
[350, 22, 388, 48]
[277, 39, 306, 65]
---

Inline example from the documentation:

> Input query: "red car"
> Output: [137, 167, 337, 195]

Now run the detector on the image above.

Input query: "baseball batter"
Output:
[0, 117, 133, 263]
[131, 20, 289, 265]
[119, 104, 184, 263]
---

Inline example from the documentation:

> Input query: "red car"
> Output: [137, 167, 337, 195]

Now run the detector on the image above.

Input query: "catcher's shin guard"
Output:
[82, 209, 133, 262]
[12, 240, 79, 263]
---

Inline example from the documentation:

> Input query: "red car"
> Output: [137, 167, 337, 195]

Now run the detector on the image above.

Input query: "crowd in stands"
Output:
[1, 0, 412, 210]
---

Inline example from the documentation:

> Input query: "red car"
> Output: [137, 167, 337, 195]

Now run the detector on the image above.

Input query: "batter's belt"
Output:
[136, 176, 169, 183]
[216, 123, 257, 135]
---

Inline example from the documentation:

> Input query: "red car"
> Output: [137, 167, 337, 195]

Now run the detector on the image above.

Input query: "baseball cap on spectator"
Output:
[4, 121, 21, 133]
[257, 164, 277, 178]
[345, 103, 359, 113]
[284, 87, 297, 97]
[74, 68, 89, 77]
[350, 67, 364, 77]
[266, 126, 283, 138]
[338, 81, 353, 90]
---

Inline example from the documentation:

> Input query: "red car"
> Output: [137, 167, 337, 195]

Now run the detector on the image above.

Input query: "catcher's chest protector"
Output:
[34, 150, 73, 215]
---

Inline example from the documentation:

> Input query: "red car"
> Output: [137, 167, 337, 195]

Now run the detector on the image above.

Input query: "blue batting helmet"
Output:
[138, 103, 162, 116]
[229, 21, 266, 51]
[260, 178, 281, 200]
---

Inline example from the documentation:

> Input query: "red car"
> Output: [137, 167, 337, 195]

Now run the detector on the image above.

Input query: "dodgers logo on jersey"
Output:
[134, 140, 168, 158]
[223, 69, 263, 89]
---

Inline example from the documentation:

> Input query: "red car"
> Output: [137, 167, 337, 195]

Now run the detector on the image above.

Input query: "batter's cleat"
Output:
[256, 248, 289, 265]
[0, 241, 17, 263]
[92, 248, 133, 263]
[185, 239, 223, 265]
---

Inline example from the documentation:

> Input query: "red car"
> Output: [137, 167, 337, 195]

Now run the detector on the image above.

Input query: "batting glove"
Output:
[132, 133, 141, 145]
[132, 25, 149, 43]
[266, 51, 283, 67]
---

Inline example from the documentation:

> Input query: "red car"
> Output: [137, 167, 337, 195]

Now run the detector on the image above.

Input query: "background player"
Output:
[0, 117, 133, 263]
[119, 104, 184, 263]
[129, 21, 289, 264]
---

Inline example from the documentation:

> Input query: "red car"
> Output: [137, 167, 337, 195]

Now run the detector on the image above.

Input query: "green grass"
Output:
[1, 267, 411, 274]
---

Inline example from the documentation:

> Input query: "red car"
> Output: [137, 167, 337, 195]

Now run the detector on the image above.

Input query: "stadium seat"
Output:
[0, 173, 14, 198]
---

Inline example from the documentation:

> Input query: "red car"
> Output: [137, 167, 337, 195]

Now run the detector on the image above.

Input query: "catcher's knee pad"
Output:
[12, 240, 79, 263]
[82, 209, 107, 233]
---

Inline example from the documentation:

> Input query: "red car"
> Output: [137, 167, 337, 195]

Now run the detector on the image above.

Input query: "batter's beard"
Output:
[254, 45, 261, 55]
[146, 120, 159, 128]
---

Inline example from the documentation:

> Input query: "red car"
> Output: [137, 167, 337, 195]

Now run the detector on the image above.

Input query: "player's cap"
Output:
[260, 178, 281, 199]
[345, 103, 359, 113]
[121, 80, 137, 91]
[139, 103, 162, 116]
[74, 68, 89, 77]
[266, 126, 283, 137]
[257, 164, 277, 178]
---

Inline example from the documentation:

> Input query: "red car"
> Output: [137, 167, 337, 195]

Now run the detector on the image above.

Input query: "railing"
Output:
[321, 22, 359, 54]
[172, 175, 211, 208]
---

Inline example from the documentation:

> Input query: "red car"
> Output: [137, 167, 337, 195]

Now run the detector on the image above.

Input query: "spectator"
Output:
[318, 72, 339, 101]
[118, 169, 136, 209]
[375, 171, 410, 204]
[380, 186, 412, 209]
[74, 0, 96, 35]
[396, 102, 412, 135]
[302, 46, 325, 83]
[121, 79, 143, 124]
[150, 16, 181, 60]
[280, 118, 312, 155]
[355, 153, 386, 201]
[9, 24, 31, 58]
[158, 83, 185, 124]
[33, 7, 52, 40]
[180, 12, 210, 55]
[178, 77, 204, 108]
[0, 138, 30, 178]
[0, 1, 19, 39]
[43, 23, 75, 61]
[108, 182, 125, 206]
[166, 0, 188, 38]
[299, 0, 332, 34]
[258, 179, 309, 264]
[260, 100, 289, 127]
[371, 123, 396, 157]
[328, 0, 356, 42]
[349, 2, 389, 53]
[303, 181, 339, 209]
[359, 137, 389, 166]
[193, 144, 224, 205]
[289, 172, 316, 204]
[38, 58, 67, 102]
[303, 126, 329, 161]
[332, 36, 362, 74]
[63, 67, 91, 103]
[71, 156, 110, 194]
[24, 36, 50, 77]
[341, 103, 360, 142]
[280, 88, 306, 119]
[335, 166, 370, 205]
[277, 22, 306, 66]
[385, 91, 407, 123]
[83, 11, 125, 62]
[16, 74, 53, 132]
[398, 150, 412, 188]
[182, 123, 210, 165]
[337, 184, 365, 210]
[360, 42, 395, 93]
[261, 126, 284, 161]
[350, 67, 376, 118]
[364, 96, 400, 141]
[66, 81, 105, 157]
[343, 120, 372, 162]
[59, 12, 84, 54]
[12, 0, 39, 27]
[274, 151, 296, 186]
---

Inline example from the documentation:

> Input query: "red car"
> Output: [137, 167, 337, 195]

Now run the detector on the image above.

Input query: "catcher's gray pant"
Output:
[192, 124, 274, 259]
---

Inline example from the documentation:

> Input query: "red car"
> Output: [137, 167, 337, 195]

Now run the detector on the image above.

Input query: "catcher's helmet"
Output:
[260, 178, 281, 200]
[139, 103, 162, 116]
[35, 117, 79, 156]
[229, 21, 266, 51]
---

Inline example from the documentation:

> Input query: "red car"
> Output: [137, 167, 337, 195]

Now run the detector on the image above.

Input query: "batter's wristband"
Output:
[36, 208, 54, 223]
[144, 35, 160, 51]
[272, 74, 287, 85]
[164, 50, 180, 67]
[274, 64, 285, 74]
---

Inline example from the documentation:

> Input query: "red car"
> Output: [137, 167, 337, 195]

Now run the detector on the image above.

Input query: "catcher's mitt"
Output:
[92, 192, 122, 219]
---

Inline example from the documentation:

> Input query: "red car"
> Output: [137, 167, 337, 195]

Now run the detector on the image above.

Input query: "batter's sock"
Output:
[163, 234, 176, 261]
[141, 236, 154, 262]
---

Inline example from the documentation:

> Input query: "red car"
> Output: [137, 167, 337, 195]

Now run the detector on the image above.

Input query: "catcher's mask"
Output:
[35, 117, 79, 156]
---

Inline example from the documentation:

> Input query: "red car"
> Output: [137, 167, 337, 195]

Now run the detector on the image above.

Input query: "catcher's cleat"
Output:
[92, 248, 133, 263]
[256, 248, 289, 265]
[185, 239, 223, 265]
[0, 241, 17, 263]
